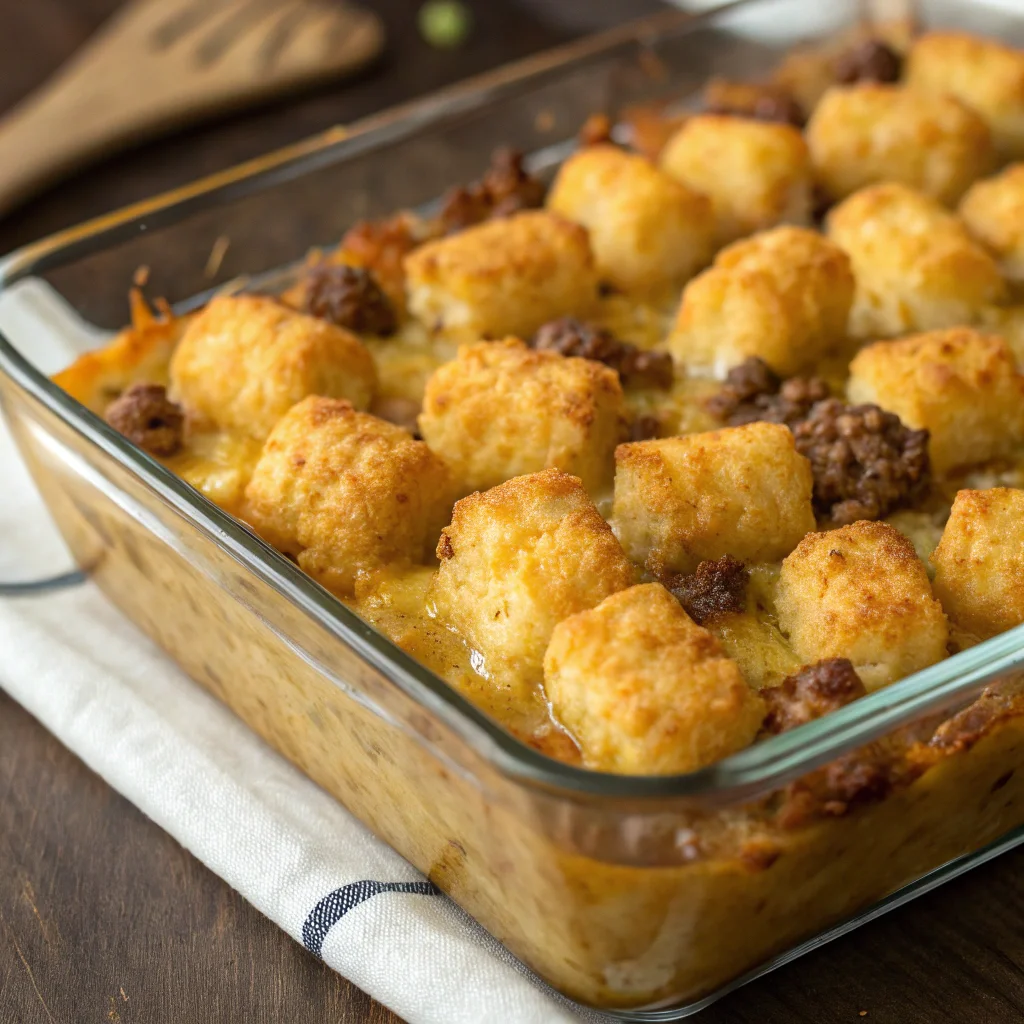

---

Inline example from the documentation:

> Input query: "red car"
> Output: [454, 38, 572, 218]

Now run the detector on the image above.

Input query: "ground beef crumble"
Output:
[628, 414, 661, 442]
[439, 148, 546, 233]
[531, 316, 673, 389]
[812, 182, 835, 224]
[665, 555, 750, 625]
[707, 359, 931, 524]
[834, 38, 903, 84]
[703, 78, 805, 127]
[705, 356, 829, 427]
[792, 399, 931, 525]
[816, 756, 893, 815]
[761, 658, 866, 736]
[302, 263, 398, 336]
[771, 685, 1024, 829]
[775, 748, 895, 828]
[104, 383, 184, 457]
[705, 356, 780, 416]
[338, 212, 423, 298]
[578, 112, 613, 147]
[437, 187, 490, 235]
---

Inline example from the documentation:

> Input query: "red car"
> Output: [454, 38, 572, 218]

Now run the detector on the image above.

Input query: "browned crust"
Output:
[53, 290, 190, 415]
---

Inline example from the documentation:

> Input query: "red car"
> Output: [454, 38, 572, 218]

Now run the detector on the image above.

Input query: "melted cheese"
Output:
[350, 567, 561, 751]
[164, 430, 264, 516]
[710, 565, 802, 689]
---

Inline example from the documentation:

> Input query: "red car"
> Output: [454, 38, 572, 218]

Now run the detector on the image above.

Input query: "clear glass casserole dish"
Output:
[6, 0, 1024, 1016]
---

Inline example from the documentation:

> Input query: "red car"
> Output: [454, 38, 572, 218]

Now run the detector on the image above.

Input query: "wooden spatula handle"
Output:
[0, 0, 384, 218]
[0, 82, 130, 217]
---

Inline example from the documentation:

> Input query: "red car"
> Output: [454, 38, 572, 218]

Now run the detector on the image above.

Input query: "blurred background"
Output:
[0, 0, 669, 256]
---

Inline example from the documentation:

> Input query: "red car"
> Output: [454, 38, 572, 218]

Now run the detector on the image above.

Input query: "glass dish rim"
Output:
[3, 0, 1024, 805]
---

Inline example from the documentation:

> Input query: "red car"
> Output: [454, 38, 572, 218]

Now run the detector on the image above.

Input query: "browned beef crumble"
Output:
[302, 263, 398, 336]
[834, 38, 903, 84]
[773, 685, 1024, 829]
[761, 658, 866, 735]
[483, 147, 548, 214]
[579, 112, 614, 147]
[812, 182, 836, 223]
[439, 148, 546, 233]
[792, 399, 931, 525]
[772, 376, 834, 426]
[708, 360, 931, 523]
[437, 187, 491, 234]
[628, 414, 662, 442]
[705, 356, 830, 427]
[816, 755, 893, 815]
[666, 555, 750, 625]
[531, 316, 674, 389]
[703, 78, 805, 127]
[339, 213, 422, 288]
[104, 383, 184, 457]
[776, 748, 895, 827]
[705, 355, 780, 417]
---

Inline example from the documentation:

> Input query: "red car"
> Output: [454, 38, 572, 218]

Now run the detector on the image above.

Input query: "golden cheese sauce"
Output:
[711, 565, 803, 689]
[348, 567, 564, 752]
[365, 319, 458, 405]
[163, 429, 264, 516]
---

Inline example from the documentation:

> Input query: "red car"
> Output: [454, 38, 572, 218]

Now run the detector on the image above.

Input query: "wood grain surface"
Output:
[4, 2, 1024, 1023]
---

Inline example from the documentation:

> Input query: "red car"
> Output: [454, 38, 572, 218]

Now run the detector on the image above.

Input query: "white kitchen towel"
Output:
[0, 281, 611, 1024]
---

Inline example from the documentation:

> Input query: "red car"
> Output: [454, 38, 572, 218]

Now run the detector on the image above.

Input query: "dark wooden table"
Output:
[4, 2, 1024, 1022]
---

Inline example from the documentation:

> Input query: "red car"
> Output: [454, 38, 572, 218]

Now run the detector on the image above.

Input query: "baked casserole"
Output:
[36, 13, 1024, 1009]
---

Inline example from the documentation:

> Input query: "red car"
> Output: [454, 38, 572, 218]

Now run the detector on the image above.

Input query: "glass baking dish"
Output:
[6, 0, 1024, 1016]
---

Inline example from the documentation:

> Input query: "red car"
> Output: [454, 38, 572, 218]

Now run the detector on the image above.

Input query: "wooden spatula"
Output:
[0, 0, 384, 218]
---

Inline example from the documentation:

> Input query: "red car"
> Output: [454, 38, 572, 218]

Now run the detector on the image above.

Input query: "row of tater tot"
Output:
[238, 390, 1024, 775]
[140, 29, 1024, 772]
[159, 287, 1024, 775]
